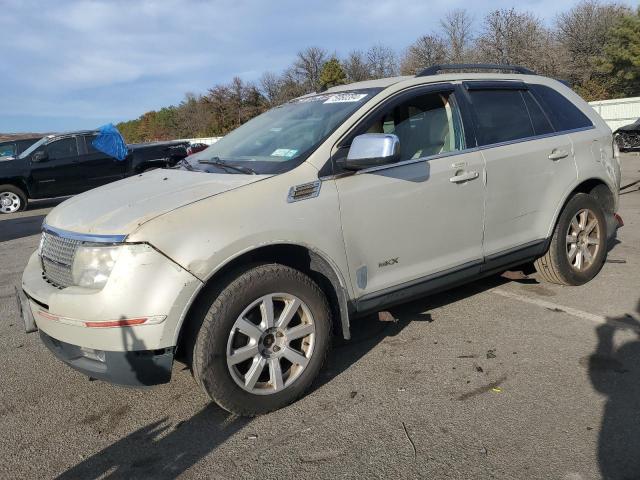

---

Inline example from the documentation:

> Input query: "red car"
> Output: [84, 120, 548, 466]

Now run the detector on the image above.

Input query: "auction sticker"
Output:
[323, 93, 368, 104]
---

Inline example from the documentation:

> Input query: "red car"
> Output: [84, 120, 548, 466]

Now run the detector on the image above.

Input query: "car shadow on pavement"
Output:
[587, 299, 640, 480]
[55, 405, 248, 480]
[56, 326, 251, 480]
[0, 214, 46, 242]
[54, 274, 516, 479]
[315, 274, 515, 391]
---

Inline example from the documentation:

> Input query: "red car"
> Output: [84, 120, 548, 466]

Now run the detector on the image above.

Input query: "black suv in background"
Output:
[0, 130, 189, 214]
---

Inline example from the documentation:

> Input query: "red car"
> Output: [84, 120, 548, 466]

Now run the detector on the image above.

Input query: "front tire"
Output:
[192, 264, 331, 416]
[0, 184, 27, 214]
[535, 193, 607, 285]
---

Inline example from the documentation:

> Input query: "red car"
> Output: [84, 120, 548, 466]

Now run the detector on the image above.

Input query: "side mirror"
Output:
[344, 133, 400, 170]
[32, 150, 48, 162]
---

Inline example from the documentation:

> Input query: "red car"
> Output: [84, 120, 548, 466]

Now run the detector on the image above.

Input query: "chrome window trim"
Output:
[43, 223, 127, 244]
[475, 125, 595, 152]
[321, 125, 596, 178]
[353, 148, 477, 175]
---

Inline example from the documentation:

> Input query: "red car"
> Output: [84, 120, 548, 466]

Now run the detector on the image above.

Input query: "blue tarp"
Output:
[92, 123, 128, 161]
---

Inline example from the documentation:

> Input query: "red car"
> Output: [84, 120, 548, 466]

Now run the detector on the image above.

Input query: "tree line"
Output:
[117, 1, 640, 143]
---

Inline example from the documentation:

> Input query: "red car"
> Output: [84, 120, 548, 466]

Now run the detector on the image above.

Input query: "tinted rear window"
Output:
[47, 138, 78, 159]
[468, 89, 535, 146]
[83, 135, 100, 154]
[522, 91, 554, 136]
[529, 84, 592, 131]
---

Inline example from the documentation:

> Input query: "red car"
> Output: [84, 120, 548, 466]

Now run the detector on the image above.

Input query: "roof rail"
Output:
[416, 64, 536, 77]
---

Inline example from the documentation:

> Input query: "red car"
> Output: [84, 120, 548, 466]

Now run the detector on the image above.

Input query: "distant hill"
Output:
[0, 133, 50, 142]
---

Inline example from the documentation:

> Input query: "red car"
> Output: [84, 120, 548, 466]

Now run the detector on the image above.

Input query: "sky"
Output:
[1, 0, 638, 133]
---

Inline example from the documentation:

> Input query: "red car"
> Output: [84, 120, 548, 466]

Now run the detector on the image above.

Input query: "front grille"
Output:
[40, 230, 80, 288]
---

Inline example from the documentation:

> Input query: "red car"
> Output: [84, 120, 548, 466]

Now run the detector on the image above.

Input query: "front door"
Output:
[30, 136, 82, 197]
[334, 86, 486, 304]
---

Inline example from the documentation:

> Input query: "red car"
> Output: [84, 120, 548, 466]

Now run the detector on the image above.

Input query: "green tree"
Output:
[319, 57, 346, 90]
[599, 8, 640, 97]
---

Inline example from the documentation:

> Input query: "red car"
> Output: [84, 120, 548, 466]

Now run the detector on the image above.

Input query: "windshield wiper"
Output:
[174, 158, 195, 171]
[198, 157, 256, 175]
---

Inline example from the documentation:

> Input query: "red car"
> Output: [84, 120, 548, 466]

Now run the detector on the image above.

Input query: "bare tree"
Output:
[279, 67, 309, 101]
[259, 71, 284, 106]
[366, 44, 399, 78]
[476, 8, 559, 75]
[176, 93, 212, 137]
[440, 9, 474, 63]
[556, 0, 629, 86]
[293, 46, 328, 92]
[343, 50, 371, 82]
[400, 35, 448, 74]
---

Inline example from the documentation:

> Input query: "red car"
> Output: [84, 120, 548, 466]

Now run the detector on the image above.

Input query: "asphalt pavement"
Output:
[1, 156, 639, 479]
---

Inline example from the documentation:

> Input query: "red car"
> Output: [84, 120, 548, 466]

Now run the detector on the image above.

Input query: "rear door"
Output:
[334, 85, 486, 305]
[75, 134, 128, 189]
[462, 82, 576, 265]
[30, 136, 82, 197]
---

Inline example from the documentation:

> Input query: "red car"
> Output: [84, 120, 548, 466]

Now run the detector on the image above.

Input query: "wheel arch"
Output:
[174, 242, 352, 365]
[547, 178, 615, 240]
[0, 178, 30, 198]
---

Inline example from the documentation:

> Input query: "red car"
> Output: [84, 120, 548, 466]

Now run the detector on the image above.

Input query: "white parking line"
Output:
[491, 288, 640, 332]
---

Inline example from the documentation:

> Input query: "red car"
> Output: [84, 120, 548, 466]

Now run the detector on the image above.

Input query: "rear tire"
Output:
[192, 263, 331, 416]
[0, 185, 27, 214]
[535, 193, 607, 285]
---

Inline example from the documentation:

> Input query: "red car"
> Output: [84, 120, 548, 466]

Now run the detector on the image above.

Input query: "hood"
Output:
[45, 169, 269, 235]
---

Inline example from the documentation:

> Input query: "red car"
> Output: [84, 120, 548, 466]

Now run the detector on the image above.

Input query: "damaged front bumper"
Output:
[39, 330, 174, 386]
[20, 242, 202, 386]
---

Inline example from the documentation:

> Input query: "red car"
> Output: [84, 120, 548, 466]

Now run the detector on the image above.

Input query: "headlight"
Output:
[72, 245, 122, 289]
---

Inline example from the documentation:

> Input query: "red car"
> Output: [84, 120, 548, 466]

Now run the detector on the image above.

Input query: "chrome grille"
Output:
[40, 230, 80, 288]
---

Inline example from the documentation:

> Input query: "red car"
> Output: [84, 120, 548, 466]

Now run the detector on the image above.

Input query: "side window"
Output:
[47, 138, 78, 159]
[468, 89, 535, 146]
[83, 135, 100, 154]
[522, 91, 554, 136]
[364, 91, 465, 161]
[529, 84, 593, 131]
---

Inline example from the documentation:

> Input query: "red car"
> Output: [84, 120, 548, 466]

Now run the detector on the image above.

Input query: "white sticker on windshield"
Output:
[271, 148, 298, 158]
[323, 93, 368, 104]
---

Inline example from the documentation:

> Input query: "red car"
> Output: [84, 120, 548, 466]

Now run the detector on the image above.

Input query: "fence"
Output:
[589, 97, 640, 131]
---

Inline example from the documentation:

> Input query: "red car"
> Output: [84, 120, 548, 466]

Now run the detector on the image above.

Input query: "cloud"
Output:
[0, 0, 637, 131]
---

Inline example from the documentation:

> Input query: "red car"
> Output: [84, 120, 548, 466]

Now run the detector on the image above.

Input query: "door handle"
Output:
[548, 149, 569, 161]
[449, 171, 479, 183]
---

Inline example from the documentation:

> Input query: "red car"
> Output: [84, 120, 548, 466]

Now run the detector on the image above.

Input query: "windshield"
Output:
[184, 89, 380, 175]
[0, 144, 15, 159]
[18, 136, 51, 159]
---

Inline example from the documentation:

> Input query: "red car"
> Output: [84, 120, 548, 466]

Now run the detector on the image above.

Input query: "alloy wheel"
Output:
[226, 293, 316, 395]
[0, 191, 21, 214]
[566, 208, 601, 271]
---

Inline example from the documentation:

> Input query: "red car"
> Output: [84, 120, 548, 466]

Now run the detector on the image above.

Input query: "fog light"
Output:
[80, 347, 106, 363]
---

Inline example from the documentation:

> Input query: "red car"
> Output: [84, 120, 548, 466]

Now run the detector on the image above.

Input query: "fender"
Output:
[170, 240, 354, 345]
[546, 177, 617, 240]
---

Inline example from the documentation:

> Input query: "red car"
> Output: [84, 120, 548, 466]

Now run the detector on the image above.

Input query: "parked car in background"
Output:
[18, 64, 621, 416]
[187, 142, 208, 155]
[0, 137, 40, 160]
[614, 118, 640, 152]
[0, 131, 188, 213]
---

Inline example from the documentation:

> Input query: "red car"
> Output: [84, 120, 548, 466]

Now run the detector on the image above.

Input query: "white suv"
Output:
[17, 65, 622, 415]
